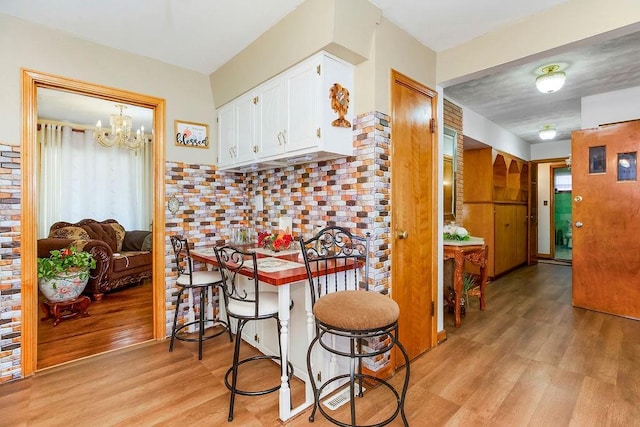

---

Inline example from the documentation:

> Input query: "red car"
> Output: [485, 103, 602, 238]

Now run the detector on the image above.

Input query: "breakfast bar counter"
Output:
[191, 246, 359, 422]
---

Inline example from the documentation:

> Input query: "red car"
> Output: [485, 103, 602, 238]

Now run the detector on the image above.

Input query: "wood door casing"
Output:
[572, 121, 640, 319]
[21, 70, 166, 376]
[528, 162, 538, 265]
[390, 70, 437, 364]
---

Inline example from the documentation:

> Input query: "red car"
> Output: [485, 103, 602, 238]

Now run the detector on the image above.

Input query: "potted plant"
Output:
[460, 273, 478, 315]
[447, 273, 478, 316]
[37, 246, 96, 302]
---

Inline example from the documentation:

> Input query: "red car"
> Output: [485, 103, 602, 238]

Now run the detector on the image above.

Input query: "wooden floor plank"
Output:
[5, 263, 640, 426]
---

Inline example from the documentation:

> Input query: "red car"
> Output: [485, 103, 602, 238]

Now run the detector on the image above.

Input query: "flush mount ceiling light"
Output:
[535, 64, 566, 93]
[539, 124, 557, 140]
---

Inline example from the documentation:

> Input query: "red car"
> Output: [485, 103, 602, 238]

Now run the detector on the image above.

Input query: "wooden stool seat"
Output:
[41, 296, 91, 326]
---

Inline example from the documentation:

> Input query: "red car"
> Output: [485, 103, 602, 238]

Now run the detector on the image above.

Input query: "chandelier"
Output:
[94, 104, 146, 150]
[539, 124, 557, 140]
[535, 64, 566, 93]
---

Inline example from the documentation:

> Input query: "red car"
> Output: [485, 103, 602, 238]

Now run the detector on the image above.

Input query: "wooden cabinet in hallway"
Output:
[463, 148, 529, 277]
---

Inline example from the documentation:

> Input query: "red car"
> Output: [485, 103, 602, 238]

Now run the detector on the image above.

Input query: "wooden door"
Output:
[572, 121, 640, 318]
[390, 70, 437, 364]
[528, 162, 538, 265]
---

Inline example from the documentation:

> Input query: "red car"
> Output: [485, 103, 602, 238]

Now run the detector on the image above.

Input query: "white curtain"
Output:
[38, 123, 152, 238]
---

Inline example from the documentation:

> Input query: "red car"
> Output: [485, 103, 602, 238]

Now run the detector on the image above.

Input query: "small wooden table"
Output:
[41, 296, 91, 326]
[443, 239, 488, 328]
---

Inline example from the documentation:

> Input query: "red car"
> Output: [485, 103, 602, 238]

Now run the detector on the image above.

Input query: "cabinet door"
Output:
[217, 103, 236, 167]
[494, 204, 516, 275]
[515, 204, 528, 265]
[286, 59, 320, 153]
[234, 91, 257, 165]
[257, 78, 287, 159]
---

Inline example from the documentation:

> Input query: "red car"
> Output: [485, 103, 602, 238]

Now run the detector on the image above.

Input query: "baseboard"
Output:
[437, 329, 447, 344]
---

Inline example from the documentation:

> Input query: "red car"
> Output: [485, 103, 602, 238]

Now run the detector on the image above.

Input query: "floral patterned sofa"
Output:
[37, 219, 152, 300]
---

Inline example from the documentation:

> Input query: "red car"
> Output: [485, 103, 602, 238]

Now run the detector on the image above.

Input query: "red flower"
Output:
[60, 248, 72, 257]
[258, 232, 270, 247]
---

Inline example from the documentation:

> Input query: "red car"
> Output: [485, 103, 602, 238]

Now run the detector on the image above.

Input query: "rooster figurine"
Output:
[329, 83, 351, 128]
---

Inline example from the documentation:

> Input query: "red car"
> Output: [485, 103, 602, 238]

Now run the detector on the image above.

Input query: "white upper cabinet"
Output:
[217, 51, 354, 171]
[256, 76, 287, 159]
[218, 91, 257, 169]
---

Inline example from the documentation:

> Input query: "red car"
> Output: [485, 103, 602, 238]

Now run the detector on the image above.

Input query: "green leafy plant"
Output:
[443, 223, 470, 241]
[462, 273, 477, 306]
[37, 246, 96, 281]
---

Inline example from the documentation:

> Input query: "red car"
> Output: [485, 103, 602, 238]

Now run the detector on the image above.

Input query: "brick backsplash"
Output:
[0, 111, 393, 383]
[165, 111, 392, 332]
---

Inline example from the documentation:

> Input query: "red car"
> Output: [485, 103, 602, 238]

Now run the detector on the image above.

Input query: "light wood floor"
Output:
[37, 280, 153, 369]
[5, 263, 640, 426]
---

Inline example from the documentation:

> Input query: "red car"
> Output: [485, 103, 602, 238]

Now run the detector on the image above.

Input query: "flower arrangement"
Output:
[37, 246, 97, 281]
[258, 231, 293, 252]
[443, 223, 470, 241]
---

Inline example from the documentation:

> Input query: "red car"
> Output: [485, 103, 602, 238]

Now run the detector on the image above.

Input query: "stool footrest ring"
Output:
[172, 320, 230, 344]
[224, 354, 294, 396]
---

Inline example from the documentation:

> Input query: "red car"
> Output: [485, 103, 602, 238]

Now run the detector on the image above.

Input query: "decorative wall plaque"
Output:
[329, 83, 351, 128]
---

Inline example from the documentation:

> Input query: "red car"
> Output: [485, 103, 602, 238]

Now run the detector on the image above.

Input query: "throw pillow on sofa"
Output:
[106, 222, 126, 251]
[122, 230, 153, 252]
[49, 226, 91, 241]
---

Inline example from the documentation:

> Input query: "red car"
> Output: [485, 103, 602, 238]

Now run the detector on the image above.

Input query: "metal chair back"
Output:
[170, 235, 194, 286]
[298, 226, 371, 308]
[214, 245, 263, 320]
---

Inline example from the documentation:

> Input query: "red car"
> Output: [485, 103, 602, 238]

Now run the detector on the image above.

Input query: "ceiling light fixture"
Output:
[535, 64, 566, 93]
[94, 104, 146, 151]
[539, 124, 557, 140]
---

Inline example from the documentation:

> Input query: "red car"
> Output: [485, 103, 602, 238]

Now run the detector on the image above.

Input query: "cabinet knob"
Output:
[397, 230, 408, 239]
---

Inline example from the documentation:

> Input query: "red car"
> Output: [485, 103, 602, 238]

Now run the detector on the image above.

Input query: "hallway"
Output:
[3, 263, 640, 426]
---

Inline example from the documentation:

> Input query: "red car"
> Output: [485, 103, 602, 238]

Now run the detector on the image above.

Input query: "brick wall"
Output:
[0, 111, 393, 382]
[164, 110, 392, 334]
[0, 145, 22, 383]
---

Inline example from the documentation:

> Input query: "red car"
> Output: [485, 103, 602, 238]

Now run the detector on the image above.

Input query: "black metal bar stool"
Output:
[300, 226, 410, 427]
[214, 245, 294, 422]
[169, 236, 232, 360]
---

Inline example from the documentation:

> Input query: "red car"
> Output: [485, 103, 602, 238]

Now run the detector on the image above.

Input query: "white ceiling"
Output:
[5, 0, 640, 146]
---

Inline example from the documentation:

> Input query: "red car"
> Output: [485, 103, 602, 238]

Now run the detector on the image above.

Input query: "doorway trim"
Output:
[549, 163, 571, 261]
[21, 69, 166, 376]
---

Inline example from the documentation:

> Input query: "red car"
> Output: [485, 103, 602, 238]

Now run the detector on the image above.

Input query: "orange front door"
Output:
[572, 120, 640, 318]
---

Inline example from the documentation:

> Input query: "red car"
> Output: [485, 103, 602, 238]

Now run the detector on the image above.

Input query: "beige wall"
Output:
[210, 0, 381, 110]
[370, 16, 437, 113]
[0, 14, 216, 165]
[209, 1, 436, 116]
[437, 0, 640, 86]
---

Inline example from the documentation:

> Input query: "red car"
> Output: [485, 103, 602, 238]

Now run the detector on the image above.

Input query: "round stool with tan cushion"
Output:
[309, 290, 410, 427]
[299, 226, 410, 427]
